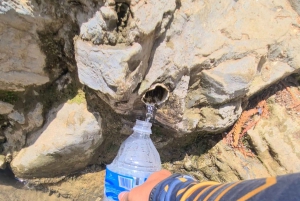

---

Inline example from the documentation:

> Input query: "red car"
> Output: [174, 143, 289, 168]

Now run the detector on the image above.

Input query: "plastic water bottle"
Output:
[103, 119, 161, 201]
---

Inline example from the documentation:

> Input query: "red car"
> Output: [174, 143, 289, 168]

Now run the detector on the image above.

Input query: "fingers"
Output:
[147, 170, 172, 182]
[118, 192, 129, 201]
[117, 170, 172, 201]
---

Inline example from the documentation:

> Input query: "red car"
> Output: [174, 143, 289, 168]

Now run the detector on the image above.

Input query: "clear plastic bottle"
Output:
[103, 120, 161, 201]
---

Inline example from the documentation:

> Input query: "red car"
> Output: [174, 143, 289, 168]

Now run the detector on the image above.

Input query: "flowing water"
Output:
[145, 103, 156, 122]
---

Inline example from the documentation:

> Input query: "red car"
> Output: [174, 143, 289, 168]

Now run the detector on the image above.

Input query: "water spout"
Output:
[141, 83, 169, 106]
[142, 83, 169, 122]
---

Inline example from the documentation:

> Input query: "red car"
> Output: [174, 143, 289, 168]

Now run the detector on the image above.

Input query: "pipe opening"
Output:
[142, 84, 169, 106]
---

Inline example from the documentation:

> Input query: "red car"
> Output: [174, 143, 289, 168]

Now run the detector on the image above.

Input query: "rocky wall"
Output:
[0, 1, 300, 197]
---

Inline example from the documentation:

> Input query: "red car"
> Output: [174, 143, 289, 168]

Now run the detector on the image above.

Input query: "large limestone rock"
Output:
[0, 1, 48, 91]
[75, 0, 300, 134]
[0, 0, 102, 92]
[11, 100, 103, 178]
[75, 0, 177, 113]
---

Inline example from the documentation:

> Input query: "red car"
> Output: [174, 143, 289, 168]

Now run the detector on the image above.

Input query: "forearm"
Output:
[149, 172, 300, 201]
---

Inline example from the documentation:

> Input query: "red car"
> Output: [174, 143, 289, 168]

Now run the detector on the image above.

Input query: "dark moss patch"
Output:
[37, 8, 79, 79]
[38, 30, 68, 80]
[0, 91, 21, 104]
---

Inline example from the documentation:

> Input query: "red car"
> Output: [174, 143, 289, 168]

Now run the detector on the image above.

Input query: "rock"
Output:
[0, 0, 34, 16]
[155, 75, 190, 127]
[171, 90, 300, 182]
[75, 0, 177, 113]
[3, 104, 43, 154]
[75, 40, 144, 101]
[80, 11, 109, 44]
[130, 0, 176, 36]
[11, 99, 103, 178]
[0, 0, 100, 92]
[248, 61, 295, 97]
[8, 111, 25, 125]
[0, 13, 49, 91]
[74, 0, 300, 134]
[0, 155, 6, 169]
[3, 128, 26, 154]
[0, 101, 14, 115]
[175, 100, 242, 134]
[56, 73, 72, 91]
[288, 0, 300, 15]
[248, 96, 300, 174]
[212, 142, 271, 180]
[26, 103, 43, 131]
[197, 100, 243, 133]
[190, 56, 257, 105]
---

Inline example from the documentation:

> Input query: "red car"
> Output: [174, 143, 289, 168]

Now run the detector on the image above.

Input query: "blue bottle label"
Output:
[104, 167, 149, 201]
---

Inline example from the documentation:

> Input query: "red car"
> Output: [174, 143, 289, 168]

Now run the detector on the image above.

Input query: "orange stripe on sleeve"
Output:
[237, 177, 277, 201]
[176, 182, 197, 196]
[179, 181, 219, 201]
[214, 181, 243, 201]
[203, 183, 227, 201]
[192, 185, 218, 201]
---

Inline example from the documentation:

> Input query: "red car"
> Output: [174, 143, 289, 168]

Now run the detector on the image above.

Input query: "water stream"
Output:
[145, 103, 156, 122]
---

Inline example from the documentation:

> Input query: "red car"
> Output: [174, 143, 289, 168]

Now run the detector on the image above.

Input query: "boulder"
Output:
[0, 101, 14, 115]
[0, 5, 48, 91]
[11, 99, 103, 178]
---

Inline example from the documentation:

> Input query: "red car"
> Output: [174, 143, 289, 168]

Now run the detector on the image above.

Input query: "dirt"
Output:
[0, 169, 69, 201]
[0, 167, 105, 201]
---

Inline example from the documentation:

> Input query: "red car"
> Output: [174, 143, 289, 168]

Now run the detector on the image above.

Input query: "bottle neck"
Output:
[131, 131, 151, 138]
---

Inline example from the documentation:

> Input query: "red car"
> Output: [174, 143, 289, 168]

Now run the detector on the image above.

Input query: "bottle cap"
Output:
[132, 119, 152, 134]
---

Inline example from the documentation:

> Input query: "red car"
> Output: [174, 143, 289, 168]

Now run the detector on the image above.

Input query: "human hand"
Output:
[118, 170, 172, 201]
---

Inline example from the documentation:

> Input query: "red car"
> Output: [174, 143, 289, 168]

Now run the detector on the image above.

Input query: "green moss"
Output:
[68, 89, 86, 104]
[0, 90, 20, 104]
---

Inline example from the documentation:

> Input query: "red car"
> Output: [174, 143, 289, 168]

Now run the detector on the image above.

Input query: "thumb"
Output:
[118, 192, 129, 201]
